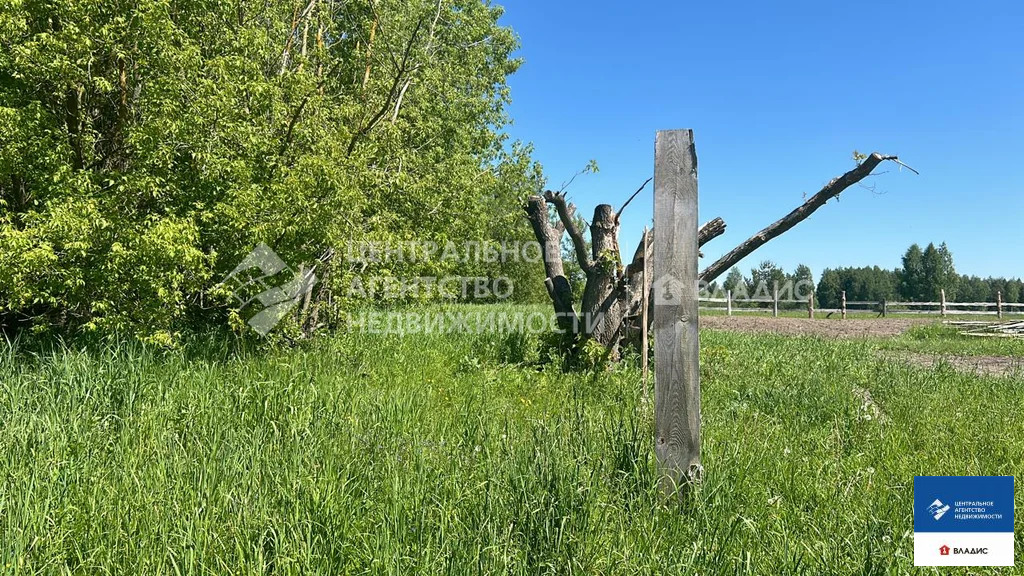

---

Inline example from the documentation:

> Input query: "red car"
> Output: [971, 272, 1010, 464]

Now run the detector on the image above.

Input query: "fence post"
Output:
[808, 288, 815, 319]
[941, 289, 947, 317]
[641, 227, 651, 401]
[773, 283, 779, 318]
[882, 299, 888, 318]
[841, 290, 847, 320]
[652, 129, 702, 497]
[726, 290, 732, 316]
[997, 291, 1003, 319]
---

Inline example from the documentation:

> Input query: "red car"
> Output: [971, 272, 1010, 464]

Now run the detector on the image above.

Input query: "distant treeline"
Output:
[718, 243, 1022, 308]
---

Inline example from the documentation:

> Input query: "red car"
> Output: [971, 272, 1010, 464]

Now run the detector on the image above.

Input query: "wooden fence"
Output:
[701, 289, 1024, 319]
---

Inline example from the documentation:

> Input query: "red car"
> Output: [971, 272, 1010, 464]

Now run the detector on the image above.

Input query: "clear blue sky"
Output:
[498, 1, 1023, 281]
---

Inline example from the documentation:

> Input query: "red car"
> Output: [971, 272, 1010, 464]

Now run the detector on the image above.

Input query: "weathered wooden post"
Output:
[726, 290, 732, 316]
[841, 291, 847, 320]
[641, 227, 651, 401]
[882, 299, 888, 318]
[772, 283, 779, 318]
[997, 291, 1003, 319]
[941, 289, 947, 317]
[653, 129, 701, 496]
[808, 288, 815, 319]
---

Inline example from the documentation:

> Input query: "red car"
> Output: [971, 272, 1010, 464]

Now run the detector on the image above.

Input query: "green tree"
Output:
[817, 266, 897, 309]
[750, 260, 785, 301]
[723, 267, 747, 299]
[921, 242, 958, 301]
[817, 268, 842, 309]
[790, 263, 814, 293]
[899, 244, 926, 301]
[959, 275, 990, 303]
[1005, 279, 1022, 304]
[0, 0, 540, 341]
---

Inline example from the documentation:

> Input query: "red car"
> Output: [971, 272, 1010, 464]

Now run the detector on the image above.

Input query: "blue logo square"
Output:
[914, 476, 1014, 533]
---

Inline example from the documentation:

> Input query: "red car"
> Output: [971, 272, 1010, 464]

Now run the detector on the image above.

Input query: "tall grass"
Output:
[881, 323, 1024, 357]
[0, 313, 1020, 574]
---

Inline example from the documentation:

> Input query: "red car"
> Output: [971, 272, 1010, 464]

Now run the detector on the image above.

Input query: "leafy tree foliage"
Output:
[898, 242, 957, 302]
[790, 264, 813, 284]
[816, 266, 897, 309]
[722, 267, 745, 297]
[750, 260, 785, 299]
[958, 275, 1023, 304]
[788, 264, 813, 296]
[921, 242, 958, 301]
[0, 0, 543, 342]
[721, 263, 813, 309]
[898, 244, 926, 302]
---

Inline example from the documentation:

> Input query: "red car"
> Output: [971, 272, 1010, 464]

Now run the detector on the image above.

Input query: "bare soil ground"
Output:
[878, 352, 1023, 379]
[699, 316, 930, 339]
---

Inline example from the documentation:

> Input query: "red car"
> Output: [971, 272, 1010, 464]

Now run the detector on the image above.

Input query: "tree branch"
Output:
[391, 0, 443, 124]
[277, 93, 312, 157]
[698, 217, 726, 247]
[544, 190, 593, 273]
[347, 12, 426, 157]
[616, 177, 652, 219]
[626, 218, 726, 279]
[524, 195, 579, 330]
[699, 153, 909, 283]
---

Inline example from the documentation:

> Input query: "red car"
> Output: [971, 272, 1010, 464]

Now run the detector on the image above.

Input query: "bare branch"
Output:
[544, 190, 593, 273]
[556, 160, 598, 193]
[616, 177, 652, 219]
[625, 218, 726, 280]
[699, 153, 913, 283]
[889, 158, 920, 175]
[698, 217, 726, 247]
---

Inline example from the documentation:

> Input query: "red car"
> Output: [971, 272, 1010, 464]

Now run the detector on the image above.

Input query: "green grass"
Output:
[880, 323, 1024, 357]
[1, 311, 1022, 574]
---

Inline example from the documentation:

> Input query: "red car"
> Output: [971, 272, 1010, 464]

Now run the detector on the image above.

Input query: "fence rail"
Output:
[700, 289, 1022, 319]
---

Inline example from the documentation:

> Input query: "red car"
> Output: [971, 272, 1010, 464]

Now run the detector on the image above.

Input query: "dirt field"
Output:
[700, 316, 1022, 377]
[878, 351, 1023, 378]
[700, 316, 930, 338]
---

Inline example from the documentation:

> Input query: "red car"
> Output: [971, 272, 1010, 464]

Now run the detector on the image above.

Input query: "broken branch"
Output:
[699, 153, 911, 283]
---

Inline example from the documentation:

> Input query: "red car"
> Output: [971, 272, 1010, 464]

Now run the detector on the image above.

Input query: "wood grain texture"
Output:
[523, 195, 578, 331]
[641, 227, 651, 401]
[652, 130, 702, 496]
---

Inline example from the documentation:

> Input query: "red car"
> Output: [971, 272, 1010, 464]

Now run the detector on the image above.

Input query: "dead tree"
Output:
[524, 152, 911, 357]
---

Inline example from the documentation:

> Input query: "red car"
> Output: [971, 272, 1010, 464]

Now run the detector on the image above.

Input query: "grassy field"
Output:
[880, 323, 1024, 357]
[1, 309, 1021, 574]
[701, 307, 1024, 322]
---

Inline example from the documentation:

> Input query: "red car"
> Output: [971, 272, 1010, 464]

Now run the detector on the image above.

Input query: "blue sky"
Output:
[498, 1, 1023, 281]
